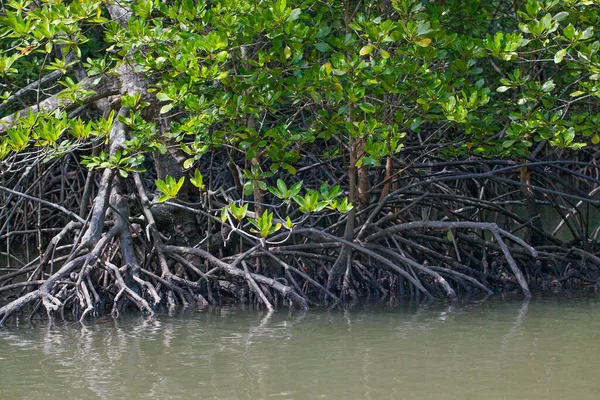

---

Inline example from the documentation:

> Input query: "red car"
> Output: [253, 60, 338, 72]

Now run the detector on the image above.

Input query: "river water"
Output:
[0, 294, 599, 399]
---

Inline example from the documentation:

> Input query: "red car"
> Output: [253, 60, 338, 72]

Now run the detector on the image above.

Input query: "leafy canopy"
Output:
[1, 0, 600, 239]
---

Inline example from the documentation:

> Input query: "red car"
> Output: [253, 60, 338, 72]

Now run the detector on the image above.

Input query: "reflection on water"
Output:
[1, 295, 600, 399]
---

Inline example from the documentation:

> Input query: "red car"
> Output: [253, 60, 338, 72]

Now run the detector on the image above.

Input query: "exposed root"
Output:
[2, 152, 600, 324]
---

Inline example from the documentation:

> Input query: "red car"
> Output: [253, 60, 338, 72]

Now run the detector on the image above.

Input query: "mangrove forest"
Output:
[1, 0, 600, 324]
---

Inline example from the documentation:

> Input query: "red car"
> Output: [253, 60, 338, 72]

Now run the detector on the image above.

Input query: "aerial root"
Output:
[0, 200, 593, 324]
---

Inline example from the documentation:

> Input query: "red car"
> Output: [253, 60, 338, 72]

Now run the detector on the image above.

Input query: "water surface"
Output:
[0, 294, 599, 399]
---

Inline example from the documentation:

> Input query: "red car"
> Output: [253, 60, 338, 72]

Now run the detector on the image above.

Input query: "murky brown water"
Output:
[0, 294, 599, 399]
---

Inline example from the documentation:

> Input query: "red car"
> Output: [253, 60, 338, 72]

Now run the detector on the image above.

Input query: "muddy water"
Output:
[0, 294, 599, 399]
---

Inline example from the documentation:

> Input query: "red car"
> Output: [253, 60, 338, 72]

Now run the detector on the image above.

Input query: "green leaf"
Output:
[361, 156, 379, 166]
[156, 93, 171, 102]
[278, 0, 287, 13]
[496, 86, 510, 93]
[554, 12, 569, 22]
[160, 103, 174, 114]
[293, 195, 306, 208]
[359, 45, 373, 56]
[155, 179, 168, 193]
[563, 24, 575, 40]
[288, 8, 301, 21]
[183, 158, 195, 169]
[229, 203, 248, 220]
[581, 27, 593, 40]
[315, 202, 328, 212]
[348, 21, 362, 31]
[175, 176, 185, 192]
[316, 26, 331, 38]
[314, 42, 331, 52]
[541, 80, 555, 93]
[415, 38, 431, 47]
[284, 216, 294, 230]
[276, 178, 287, 195]
[190, 169, 204, 189]
[289, 181, 303, 197]
[243, 181, 254, 196]
[215, 51, 229, 62]
[592, 134, 600, 145]
[554, 48, 566, 64]
[359, 102, 376, 113]
[220, 208, 230, 224]
[282, 163, 296, 175]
